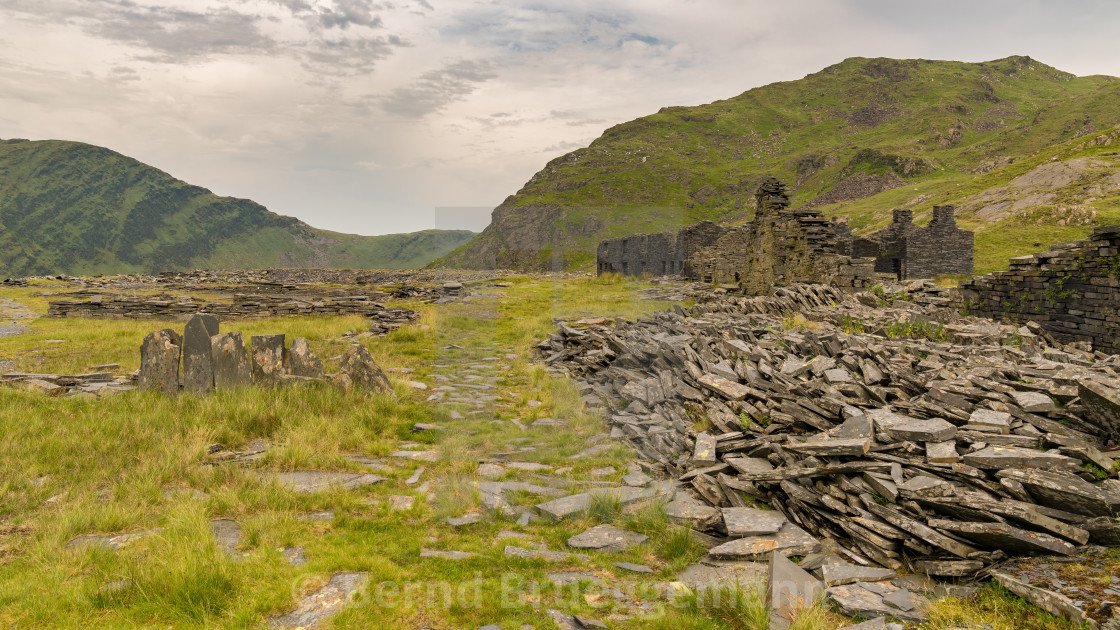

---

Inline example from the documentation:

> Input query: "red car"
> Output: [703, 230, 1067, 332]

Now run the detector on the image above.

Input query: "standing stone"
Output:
[337, 343, 392, 394]
[181, 314, 218, 395]
[211, 332, 251, 389]
[250, 334, 286, 385]
[288, 337, 324, 379]
[138, 329, 182, 396]
[766, 550, 824, 630]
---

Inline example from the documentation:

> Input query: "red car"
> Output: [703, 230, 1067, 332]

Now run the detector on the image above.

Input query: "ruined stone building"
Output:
[845, 207, 974, 279]
[595, 178, 975, 294]
[597, 178, 875, 294]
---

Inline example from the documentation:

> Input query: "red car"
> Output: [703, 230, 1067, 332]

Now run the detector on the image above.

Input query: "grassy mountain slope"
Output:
[436, 56, 1120, 273]
[0, 139, 474, 276]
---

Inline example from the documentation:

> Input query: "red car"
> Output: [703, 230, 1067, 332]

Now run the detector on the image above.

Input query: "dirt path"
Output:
[0, 297, 32, 338]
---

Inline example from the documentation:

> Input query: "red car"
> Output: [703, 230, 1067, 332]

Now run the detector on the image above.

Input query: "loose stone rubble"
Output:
[541, 282, 1120, 625]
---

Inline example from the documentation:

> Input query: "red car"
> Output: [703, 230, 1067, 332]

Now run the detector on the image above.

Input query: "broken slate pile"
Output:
[541, 282, 1120, 622]
[0, 369, 135, 397]
[139, 313, 393, 397]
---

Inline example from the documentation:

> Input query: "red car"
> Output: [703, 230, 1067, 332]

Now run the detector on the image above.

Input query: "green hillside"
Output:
[436, 56, 1120, 273]
[0, 139, 475, 276]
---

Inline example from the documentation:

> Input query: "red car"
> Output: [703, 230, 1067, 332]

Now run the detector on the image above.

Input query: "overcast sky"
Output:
[2, 1, 1119, 235]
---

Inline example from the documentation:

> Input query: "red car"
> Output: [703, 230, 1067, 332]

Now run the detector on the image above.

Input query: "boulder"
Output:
[337, 343, 392, 394]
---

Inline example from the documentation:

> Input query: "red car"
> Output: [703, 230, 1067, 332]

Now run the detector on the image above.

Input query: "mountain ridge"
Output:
[435, 55, 1120, 274]
[0, 138, 475, 276]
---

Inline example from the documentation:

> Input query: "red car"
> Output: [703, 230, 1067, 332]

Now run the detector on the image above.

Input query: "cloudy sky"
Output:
[2, 1, 1119, 235]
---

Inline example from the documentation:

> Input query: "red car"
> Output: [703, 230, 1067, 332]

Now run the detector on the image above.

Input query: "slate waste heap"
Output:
[541, 282, 1120, 627]
[139, 313, 393, 397]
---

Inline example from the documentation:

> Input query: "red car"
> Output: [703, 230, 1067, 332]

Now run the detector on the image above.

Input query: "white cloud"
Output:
[0, 0, 1119, 236]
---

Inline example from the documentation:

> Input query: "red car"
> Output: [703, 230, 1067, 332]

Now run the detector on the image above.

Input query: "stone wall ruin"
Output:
[595, 180, 975, 291]
[955, 225, 1120, 354]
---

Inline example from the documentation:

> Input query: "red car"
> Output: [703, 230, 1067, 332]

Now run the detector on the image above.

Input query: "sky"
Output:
[2, 1, 1120, 236]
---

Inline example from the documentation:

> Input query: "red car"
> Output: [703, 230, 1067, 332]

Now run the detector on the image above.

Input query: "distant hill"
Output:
[436, 56, 1120, 274]
[0, 139, 475, 276]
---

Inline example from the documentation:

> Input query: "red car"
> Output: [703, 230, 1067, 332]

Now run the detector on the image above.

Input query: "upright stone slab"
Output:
[211, 332, 251, 389]
[138, 329, 182, 396]
[250, 334, 286, 385]
[337, 343, 391, 393]
[181, 314, 219, 395]
[288, 337, 324, 379]
[766, 550, 824, 630]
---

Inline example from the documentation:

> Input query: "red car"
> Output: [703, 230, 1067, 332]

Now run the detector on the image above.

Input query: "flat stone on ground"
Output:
[504, 545, 589, 562]
[210, 518, 241, 555]
[389, 450, 440, 462]
[884, 417, 956, 443]
[420, 548, 477, 560]
[614, 562, 653, 573]
[819, 564, 896, 587]
[388, 495, 415, 511]
[708, 521, 821, 560]
[1009, 390, 1058, 413]
[259, 471, 385, 493]
[566, 524, 648, 552]
[269, 572, 366, 629]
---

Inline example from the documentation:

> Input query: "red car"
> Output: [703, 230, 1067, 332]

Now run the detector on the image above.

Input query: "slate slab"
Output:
[211, 332, 251, 389]
[997, 468, 1120, 516]
[819, 564, 896, 587]
[1009, 390, 1057, 413]
[210, 518, 241, 556]
[927, 520, 1075, 555]
[708, 521, 821, 560]
[251, 334, 286, 385]
[991, 571, 1093, 629]
[1079, 380, 1120, 441]
[566, 524, 648, 552]
[288, 337, 324, 379]
[269, 572, 366, 629]
[337, 343, 392, 394]
[504, 545, 589, 562]
[182, 314, 219, 394]
[884, 417, 956, 443]
[676, 562, 765, 591]
[721, 507, 787, 538]
[259, 471, 385, 493]
[767, 550, 824, 630]
[138, 329, 181, 396]
[961, 446, 1080, 471]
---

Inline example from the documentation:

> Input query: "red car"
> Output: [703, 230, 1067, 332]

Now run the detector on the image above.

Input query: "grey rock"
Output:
[535, 487, 655, 521]
[288, 337, 324, 379]
[992, 571, 1093, 629]
[694, 432, 717, 464]
[614, 562, 653, 573]
[211, 332, 251, 389]
[566, 524, 648, 552]
[968, 408, 1012, 433]
[924, 440, 960, 464]
[767, 550, 824, 630]
[269, 571, 366, 628]
[182, 314, 219, 394]
[210, 518, 241, 556]
[883, 417, 956, 443]
[336, 343, 392, 394]
[65, 528, 161, 552]
[998, 468, 1120, 516]
[962, 446, 1080, 471]
[665, 499, 722, 530]
[1079, 380, 1120, 441]
[826, 581, 927, 623]
[676, 561, 765, 591]
[913, 559, 984, 577]
[259, 470, 385, 493]
[445, 513, 483, 528]
[138, 329, 181, 396]
[721, 507, 787, 538]
[420, 548, 477, 560]
[504, 545, 589, 562]
[1009, 390, 1058, 413]
[819, 564, 896, 587]
[708, 521, 821, 560]
[250, 334, 286, 385]
[927, 519, 1076, 555]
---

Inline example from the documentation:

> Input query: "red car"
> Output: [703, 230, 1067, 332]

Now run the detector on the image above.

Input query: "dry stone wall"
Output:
[956, 225, 1120, 354]
[849, 207, 974, 280]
